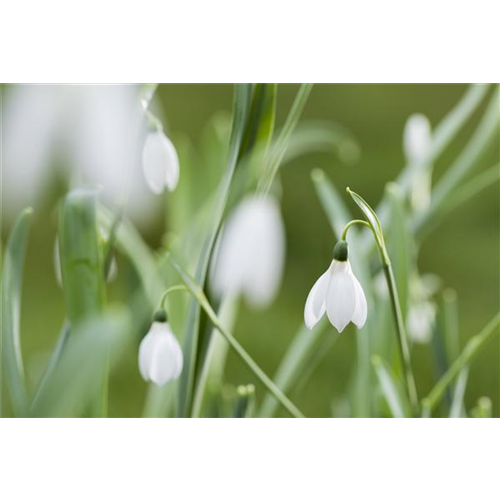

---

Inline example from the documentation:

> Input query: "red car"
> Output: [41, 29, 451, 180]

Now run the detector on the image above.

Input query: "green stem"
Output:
[169, 258, 305, 418]
[422, 312, 500, 414]
[382, 262, 419, 415]
[342, 208, 419, 415]
[341, 220, 370, 240]
[159, 285, 188, 310]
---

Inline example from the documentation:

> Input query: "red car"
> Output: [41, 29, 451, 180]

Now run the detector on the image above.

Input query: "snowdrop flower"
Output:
[138, 310, 183, 386]
[142, 128, 180, 194]
[304, 241, 367, 332]
[2, 85, 166, 225]
[211, 195, 285, 309]
[403, 113, 431, 162]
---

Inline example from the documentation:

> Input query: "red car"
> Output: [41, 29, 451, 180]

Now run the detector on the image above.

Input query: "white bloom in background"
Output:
[403, 113, 431, 162]
[138, 311, 183, 386]
[142, 129, 180, 194]
[403, 113, 433, 211]
[2, 85, 172, 225]
[211, 195, 285, 309]
[406, 273, 440, 344]
[304, 241, 367, 332]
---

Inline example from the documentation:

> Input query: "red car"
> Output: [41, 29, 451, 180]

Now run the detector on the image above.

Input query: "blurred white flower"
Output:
[138, 312, 183, 386]
[142, 129, 180, 194]
[2, 85, 174, 225]
[304, 241, 367, 332]
[211, 195, 285, 309]
[406, 272, 440, 344]
[403, 113, 431, 162]
[403, 113, 433, 212]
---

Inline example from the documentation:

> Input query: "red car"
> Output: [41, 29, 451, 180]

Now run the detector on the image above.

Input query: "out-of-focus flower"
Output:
[304, 241, 367, 332]
[2, 85, 174, 225]
[406, 273, 440, 344]
[142, 129, 180, 194]
[138, 310, 183, 386]
[211, 194, 285, 309]
[403, 113, 433, 212]
[403, 113, 431, 162]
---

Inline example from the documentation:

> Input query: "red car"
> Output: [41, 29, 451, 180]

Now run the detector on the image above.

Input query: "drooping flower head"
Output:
[142, 128, 180, 194]
[138, 310, 183, 386]
[211, 194, 285, 309]
[304, 241, 367, 333]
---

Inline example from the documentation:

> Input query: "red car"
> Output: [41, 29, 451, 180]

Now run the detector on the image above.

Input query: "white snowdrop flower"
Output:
[138, 310, 183, 386]
[142, 129, 180, 194]
[2, 85, 168, 226]
[304, 241, 367, 333]
[211, 195, 285, 309]
[403, 113, 431, 162]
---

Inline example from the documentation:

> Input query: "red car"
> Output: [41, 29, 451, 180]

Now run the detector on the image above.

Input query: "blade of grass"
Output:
[372, 355, 411, 418]
[422, 312, 500, 414]
[30, 310, 131, 417]
[1, 207, 32, 417]
[258, 319, 333, 418]
[360, 84, 490, 250]
[449, 367, 469, 418]
[170, 257, 305, 418]
[178, 84, 252, 417]
[414, 88, 499, 236]
[258, 83, 313, 195]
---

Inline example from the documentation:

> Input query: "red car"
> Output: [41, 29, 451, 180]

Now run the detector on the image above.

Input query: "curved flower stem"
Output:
[344, 189, 419, 415]
[341, 220, 371, 240]
[166, 258, 305, 418]
[159, 285, 188, 311]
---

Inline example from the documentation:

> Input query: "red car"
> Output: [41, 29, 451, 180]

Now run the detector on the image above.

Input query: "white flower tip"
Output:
[142, 130, 180, 194]
[138, 322, 183, 387]
[404, 113, 431, 162]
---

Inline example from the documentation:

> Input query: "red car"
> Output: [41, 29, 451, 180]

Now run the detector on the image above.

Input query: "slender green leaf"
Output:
[1, 208, 32, 417]
[418, 163, 500, 239]
[422, 312, 500, 413]
[284, 121, 360, 166]
[361, 84, 490, 250]
[311, 169, 352, 238]
[30, 310, 131, 417]
[258, 320, 333, 418]
[178, 84, 252, 417]
[386, 183, 412, 317]
[372, 355, 411, 418]
[59, 189, 105, 325]
[239, 83, 277, 162]
[170, 257, 305, 418]
[258, 83, 313, 195]
[449, 367, 469, 418]
[414, 88, 499, 235]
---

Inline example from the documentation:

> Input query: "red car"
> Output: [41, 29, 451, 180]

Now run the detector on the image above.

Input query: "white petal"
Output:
[148, 333, 182, 385]
[351, 271, 367, 328]
[326, 261, 356, 333]
[403, 113, 431, 162]
[304, 268, 330, 330]
[211, 195, 285, 309]
[142, 131, 179, 194]
[138, 325, 160, 381]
